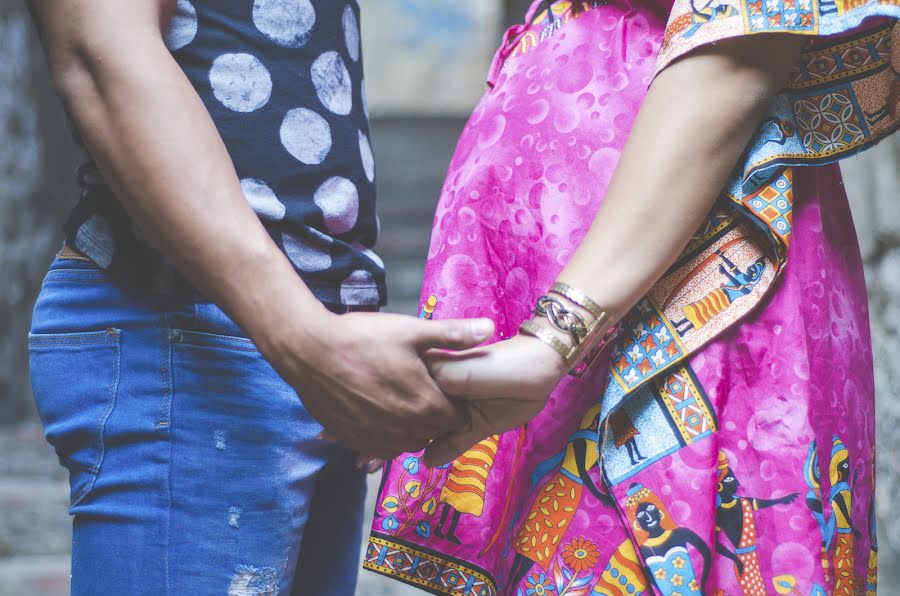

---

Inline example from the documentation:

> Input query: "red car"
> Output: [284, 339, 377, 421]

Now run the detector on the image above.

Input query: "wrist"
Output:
[520, 285, 623, 376]
[517, 329, 571, 381]
[254, 299, 339, 373]
[219, 248, 339, 370]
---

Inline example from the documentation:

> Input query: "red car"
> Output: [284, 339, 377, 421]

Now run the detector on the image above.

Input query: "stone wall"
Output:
[0, 2, 81, 424]
[842, 137, 900, 588]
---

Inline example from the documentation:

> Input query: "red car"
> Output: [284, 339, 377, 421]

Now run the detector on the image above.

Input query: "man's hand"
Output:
[267, 313, 495, 459]
[421, 334, 567, 467]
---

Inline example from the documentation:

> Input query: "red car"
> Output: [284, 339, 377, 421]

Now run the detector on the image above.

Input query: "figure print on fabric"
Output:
[434, 436, 501, 545]
[670, 252, 767, 336]
[601, 366, 717, 486]
[804, 441, 834, 587]
[625, 483, 710, 595]
[715, 450, 800, 595]
[608, 408, 646, 466]
[507, 405, 612, 590]
[591, 540, 650, 595]
[826, 436, 858, 596]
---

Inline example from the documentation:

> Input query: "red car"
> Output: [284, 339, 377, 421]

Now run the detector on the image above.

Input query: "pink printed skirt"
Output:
[367, 1, 899, 594]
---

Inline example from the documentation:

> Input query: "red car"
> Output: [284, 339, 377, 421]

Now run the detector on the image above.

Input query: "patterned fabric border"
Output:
[656, 7, 898, 198]
[607, 198, 777, 394]
[365, 534, 499, 596]
[787, 25, 894, 89]
[603, 6, 898, 397]
[654, 366, 719, 445]
[610, 298, 688, 391]
[602, 365, 719, 486]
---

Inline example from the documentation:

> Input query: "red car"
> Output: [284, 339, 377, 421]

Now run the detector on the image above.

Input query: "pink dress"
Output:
[367, 1, 899, 595]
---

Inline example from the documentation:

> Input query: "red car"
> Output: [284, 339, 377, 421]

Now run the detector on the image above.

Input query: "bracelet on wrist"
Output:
[549, 282, 605, 320]
[535, 296, 588, 346]
[519, 284, 622, 376]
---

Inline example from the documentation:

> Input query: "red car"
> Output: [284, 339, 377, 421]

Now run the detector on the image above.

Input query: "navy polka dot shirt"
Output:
[67, 0, 385, 306]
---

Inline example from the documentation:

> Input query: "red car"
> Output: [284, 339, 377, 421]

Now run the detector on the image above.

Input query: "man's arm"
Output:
[28, 0, 493, 457]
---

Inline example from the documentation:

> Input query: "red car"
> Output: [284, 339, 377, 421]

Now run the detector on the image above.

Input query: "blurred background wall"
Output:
[0, 0, 896, 593]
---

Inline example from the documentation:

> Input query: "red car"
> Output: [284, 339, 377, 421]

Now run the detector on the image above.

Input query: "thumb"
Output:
[412, 318, 495, 352]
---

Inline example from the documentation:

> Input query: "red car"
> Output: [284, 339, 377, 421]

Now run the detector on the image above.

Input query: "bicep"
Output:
[651, 34, 807, 113]
[27, 0, 173, 70]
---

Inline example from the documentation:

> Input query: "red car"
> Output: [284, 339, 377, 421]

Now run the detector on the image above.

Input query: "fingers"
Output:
[411, 318, 495, 352]
[422, 414, 484, 468]
[423, 390, 470, 431]
[355, 455, 387, 473]
[427, 357, 474, 397]
[423, 431, 480, 468]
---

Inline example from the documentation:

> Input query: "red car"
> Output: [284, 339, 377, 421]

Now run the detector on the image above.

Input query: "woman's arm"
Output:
[556, 35, 806, 317]
[29, 0, 493, 458]
[423, 35, 806, 466]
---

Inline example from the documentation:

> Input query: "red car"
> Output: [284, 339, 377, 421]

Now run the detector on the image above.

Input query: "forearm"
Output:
[37, 5, 329, 357]
[557, 36, 807, 319]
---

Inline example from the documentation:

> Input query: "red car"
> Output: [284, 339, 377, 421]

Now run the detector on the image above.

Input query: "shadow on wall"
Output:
[1, 4, 82, 424]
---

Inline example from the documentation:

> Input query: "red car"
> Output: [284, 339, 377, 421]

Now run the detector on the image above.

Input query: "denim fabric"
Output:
[28, 257, 366, 595]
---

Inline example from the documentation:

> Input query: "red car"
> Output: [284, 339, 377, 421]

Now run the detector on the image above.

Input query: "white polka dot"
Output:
[240, 179, 285, 221]
[280, 108, 332, 165]
[253, 0, 316, 48]
[342, 5, 360, 62]
[340, 270, 380, 305]
[282, 229, 332, 272]
[314, 177, 358, 234]
[164, 0, 198, 51]
[311, 52, 352, 115]
[209, 54, 272, 113]
[358, 130, 375, 182]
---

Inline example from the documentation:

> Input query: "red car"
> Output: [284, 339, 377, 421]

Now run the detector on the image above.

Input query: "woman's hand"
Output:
[275, 312, 496, 459]
[421, 333, 568, 467]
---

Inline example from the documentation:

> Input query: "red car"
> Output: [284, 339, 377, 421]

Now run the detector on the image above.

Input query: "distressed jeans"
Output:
[28, 256, 367, 595]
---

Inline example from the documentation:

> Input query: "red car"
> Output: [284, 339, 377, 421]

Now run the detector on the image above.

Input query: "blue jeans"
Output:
[28, 256, 367, 595]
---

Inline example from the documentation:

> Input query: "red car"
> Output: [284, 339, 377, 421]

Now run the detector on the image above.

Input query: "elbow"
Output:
[44, 36, 105, 110]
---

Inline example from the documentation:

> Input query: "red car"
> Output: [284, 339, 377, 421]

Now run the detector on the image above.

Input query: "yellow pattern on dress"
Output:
[439, 435, 500, 517]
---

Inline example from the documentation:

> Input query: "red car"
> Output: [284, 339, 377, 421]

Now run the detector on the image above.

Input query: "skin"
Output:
[423, 34, 808, 467]
[27, 0, 495, 459]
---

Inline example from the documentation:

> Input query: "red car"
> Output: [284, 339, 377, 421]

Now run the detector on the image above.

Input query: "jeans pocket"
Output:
[28, 329, 121, 508]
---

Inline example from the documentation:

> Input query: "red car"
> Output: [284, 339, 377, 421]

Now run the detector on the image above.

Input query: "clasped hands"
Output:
[274, 310, 570, 470]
